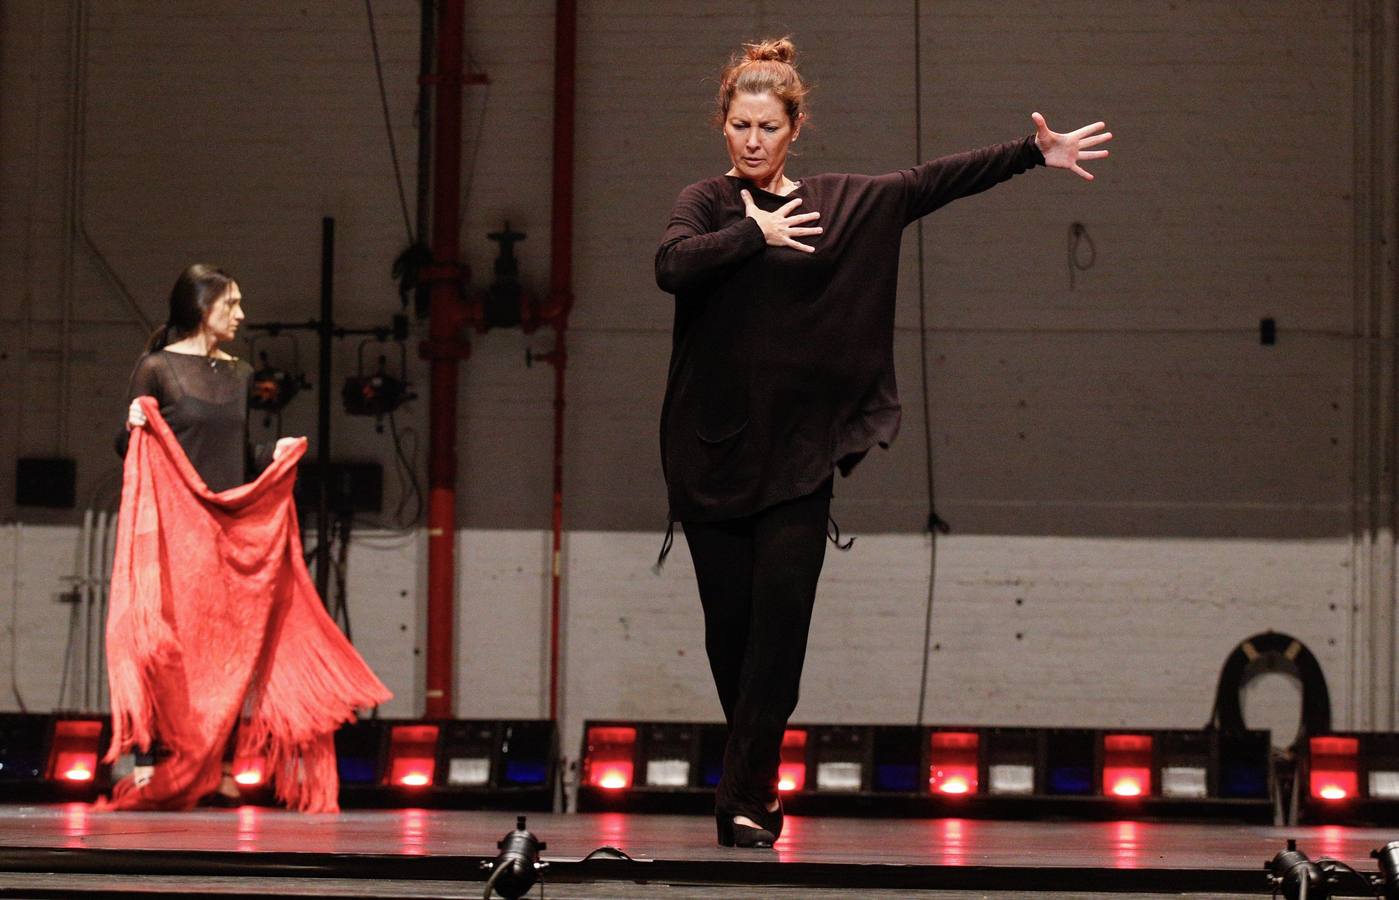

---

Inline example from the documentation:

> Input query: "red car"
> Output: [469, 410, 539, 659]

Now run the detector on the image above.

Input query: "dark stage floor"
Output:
[0, 805, 1394, 897]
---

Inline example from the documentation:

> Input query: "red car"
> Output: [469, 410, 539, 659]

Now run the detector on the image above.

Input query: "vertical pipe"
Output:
[415, 0, 435, 243]
[424, 0, 466, 719]
[546, 0, 577, 721]
[316, 217, 335, 603]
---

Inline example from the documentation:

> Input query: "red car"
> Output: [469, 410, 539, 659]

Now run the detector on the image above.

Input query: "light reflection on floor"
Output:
[398, 807, 429, 856]
[1112, 819, 1141, 869]
[61, 802, 88, 848]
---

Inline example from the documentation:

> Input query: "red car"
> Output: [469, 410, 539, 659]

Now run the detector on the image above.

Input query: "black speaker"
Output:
[15, 458, 76, 508]
[296, 461, 383, 514]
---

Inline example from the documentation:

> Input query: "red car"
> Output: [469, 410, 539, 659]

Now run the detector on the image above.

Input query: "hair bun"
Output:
[745, 37, 796, 64]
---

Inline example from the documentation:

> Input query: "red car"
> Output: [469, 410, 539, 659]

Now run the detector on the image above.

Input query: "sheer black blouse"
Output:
[114, 350, 260, 493]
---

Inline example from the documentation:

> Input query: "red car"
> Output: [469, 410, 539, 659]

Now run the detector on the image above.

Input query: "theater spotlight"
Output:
[481, 815, 547, 900]
[1266, 840, 1329, 900]
[342, 341, 414, 430]
[249, 353, 302, 415]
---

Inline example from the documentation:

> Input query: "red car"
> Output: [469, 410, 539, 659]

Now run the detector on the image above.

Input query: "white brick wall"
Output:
[0, 0, 1392, 760]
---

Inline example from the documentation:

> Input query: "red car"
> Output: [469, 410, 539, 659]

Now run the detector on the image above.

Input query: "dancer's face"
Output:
[202, 283, 244, 343]
[723, 91, 799, 187]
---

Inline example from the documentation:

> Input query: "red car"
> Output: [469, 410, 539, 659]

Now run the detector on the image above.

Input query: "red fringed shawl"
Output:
[104, 397, 391, 812]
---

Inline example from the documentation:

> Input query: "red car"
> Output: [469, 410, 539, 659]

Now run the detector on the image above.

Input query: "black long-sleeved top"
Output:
[114, 349, 262, 493]
[656, 135, 1044, 522]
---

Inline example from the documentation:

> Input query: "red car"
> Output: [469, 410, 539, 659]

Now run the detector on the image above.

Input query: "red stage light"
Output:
[386, 724, 440, 789]
[1309, 736, 1360, 802]
[232, 756, 265, 787]
[1102, 734, 1153, 799]
[47, 720, 102, 787]
[929, 731, 980, 796]
[778, 729, 807, 792]
[585, 726, 637, 790]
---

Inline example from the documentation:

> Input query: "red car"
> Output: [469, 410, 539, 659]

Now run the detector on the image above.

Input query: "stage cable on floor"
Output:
[365, 0, 415, 243]
[911, 0, 949, 728]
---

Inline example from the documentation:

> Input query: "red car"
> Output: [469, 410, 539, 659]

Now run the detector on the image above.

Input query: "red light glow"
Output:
[1102, 734, 1153, 798]
[234, 770, 263, 786]
[1309, 736, 1359, 803]
[1105, 769, 1150, 797]
[386, 724, 440, 789]
[592, 763, 634, 790]
[585, 726, 637, 791]
[929, 732, 980, 796]
[1310, 771, 1357, 801]
[52, 752, 97, 784]
[777, 730, 807, 792]
[778, 762, 806, 792]
[931, 766, 979, 795]
[48, 720, 103, 786]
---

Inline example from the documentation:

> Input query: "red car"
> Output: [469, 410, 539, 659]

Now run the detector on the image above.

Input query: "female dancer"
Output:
[109, 263, 389, 811]
[655, 38, 1110, 847]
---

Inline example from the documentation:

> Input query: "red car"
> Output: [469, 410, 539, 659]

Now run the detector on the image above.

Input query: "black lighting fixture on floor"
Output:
[576, 720, 1275, 821]
[1265, 839, 1383, 900]
[481, 815, 547, 900]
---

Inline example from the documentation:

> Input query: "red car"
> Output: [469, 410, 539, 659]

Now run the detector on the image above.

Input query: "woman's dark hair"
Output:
[713, 36, 810, 128]
[144, 263, 236, 352]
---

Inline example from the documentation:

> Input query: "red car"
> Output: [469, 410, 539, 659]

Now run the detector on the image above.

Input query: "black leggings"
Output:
[682, 479, 832, 815]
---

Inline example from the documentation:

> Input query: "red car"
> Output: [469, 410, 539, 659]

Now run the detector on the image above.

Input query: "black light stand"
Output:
[244, 217, 412, 604]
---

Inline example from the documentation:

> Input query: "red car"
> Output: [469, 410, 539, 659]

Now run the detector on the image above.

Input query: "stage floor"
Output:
[0, 805, 1394, 897]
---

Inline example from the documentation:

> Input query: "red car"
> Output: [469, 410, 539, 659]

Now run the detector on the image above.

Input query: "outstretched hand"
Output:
[741, 190, 823, 253]
[1032, 112, 1112, 181]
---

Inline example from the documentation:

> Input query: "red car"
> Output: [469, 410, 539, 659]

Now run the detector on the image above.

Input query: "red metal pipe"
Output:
[546, 0, 577, 721]
[424, 0, 467, 719]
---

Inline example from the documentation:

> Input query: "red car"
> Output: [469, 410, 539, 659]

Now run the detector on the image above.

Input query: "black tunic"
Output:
[656, 136, 1043, 522]
[114, 350, 258, 493]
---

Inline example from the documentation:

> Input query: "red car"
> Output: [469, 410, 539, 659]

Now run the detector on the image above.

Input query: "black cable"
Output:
[389, 410, 424, 525]
[910, 0, 947, 727]
[365, 0, 415, 243]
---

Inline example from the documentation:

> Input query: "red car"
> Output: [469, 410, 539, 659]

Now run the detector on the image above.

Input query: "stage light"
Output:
[47, 719, 102, 788]
[1370, 771, 1399, 800]
[447, 757, 490, 787]
[231, 756, 266, 787]
[1160, 766, 1207, 799]
[989, 764, 1035, 795]
[1309, 736, 1359, 802]
[1267, 840, 1330, 900]
[1045, 729, 1095, 796]
[871, 727, 921, 793]
[1103, 734, 1153, 799]
[812, 725, 866, 792]
[639, 723, 697, 789]
[644, 759, 690, 788]
[929, 731, 980, 796]
[386, 724, 440, 789]
[985, 728, 1037, 796]
[1373, 840, 1399, 900]
[816, 761, 862, 792]
[483, 815, 548, 900]
[777, 729, 807, 792]
[584, 726, 636, 791]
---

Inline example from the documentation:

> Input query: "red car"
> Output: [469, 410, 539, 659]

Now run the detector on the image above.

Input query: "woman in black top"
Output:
[655, 38, 1111, 848]
[117, 263, 299, 794]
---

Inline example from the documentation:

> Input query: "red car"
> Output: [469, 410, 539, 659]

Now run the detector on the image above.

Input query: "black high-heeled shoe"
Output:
[715, 813, 775, 849]
[753, 796, 783, 839]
